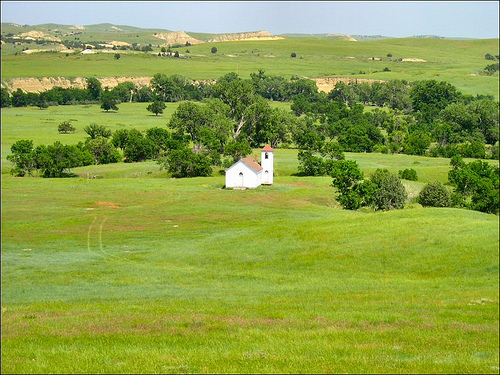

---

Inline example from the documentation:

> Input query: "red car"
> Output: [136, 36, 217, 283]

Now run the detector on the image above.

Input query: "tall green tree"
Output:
[86, 137, 121, 165]
[85, 77, 102, 101]
[6, 139, 36, 176]
[99, 88, 119, 112]
[146, 100, 166, 116]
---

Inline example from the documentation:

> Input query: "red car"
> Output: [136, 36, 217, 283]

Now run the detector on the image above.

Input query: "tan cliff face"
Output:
[153, 31, 204, 45]
[2, 76, 386, 94]
[207, 31, 284, 42]
[2, 77, 152, 93]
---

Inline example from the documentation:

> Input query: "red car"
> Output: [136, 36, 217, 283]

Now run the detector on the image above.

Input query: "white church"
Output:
[225, 144, 274, 189]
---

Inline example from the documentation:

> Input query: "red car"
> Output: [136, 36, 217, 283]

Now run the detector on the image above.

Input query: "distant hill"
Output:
[2, 22, 479, 50]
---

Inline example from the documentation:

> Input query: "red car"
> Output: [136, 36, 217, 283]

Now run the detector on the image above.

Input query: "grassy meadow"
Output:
[1, 102, 499, 373]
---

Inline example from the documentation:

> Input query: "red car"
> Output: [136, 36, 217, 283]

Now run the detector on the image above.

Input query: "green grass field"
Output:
[1, 103, 499, 373]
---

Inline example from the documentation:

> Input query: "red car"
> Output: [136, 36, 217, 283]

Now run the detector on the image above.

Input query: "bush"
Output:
[290, 52, 297, 58]
[398, 168, 418, 181]
[58, 121, 76, 134]
[418, 181, 451, 207]
[211, 47, 218, 54]
[370, 169, 407, 211]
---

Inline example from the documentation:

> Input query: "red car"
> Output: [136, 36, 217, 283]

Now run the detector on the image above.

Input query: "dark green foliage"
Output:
[111, 81, 136, 103]
[99, 88, 119, 112]
[85, 77, 102, 100]
[297, 135, 344, 176]
[35, 141, 92, 177]
[224, 139, 252, 164]
[330, 160, 366, 209]
[6, 139, 36, 176]
[58, 121, 76, 134]
[146, 100, 166, 116]
[111, 129, 130, 150]
[332, 165, 407, 211]
[123, 129, 156, 162]
[145, 127, 179, 158]
[211, 46, 218, 54]
[403, 131, 432, 155]
[84, 123, 112, 139]
[86, 137, 121, 165]
[484, 63, 499, 76]
[158, 148, 212, 178]
[448, 155, 499, 214]
[410, 80, 462, 125]
[11, 89, 28, 107]
[418, 181, 451, 207]
[370, 169, 408, 211]
[1, 87, 11, 107]
[398, 168, 418, 181]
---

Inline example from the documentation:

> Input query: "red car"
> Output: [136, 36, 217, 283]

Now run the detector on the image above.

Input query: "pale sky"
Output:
[1, 1, 499, 39]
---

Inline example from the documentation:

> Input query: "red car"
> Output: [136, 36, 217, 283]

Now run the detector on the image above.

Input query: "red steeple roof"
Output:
[262, 144, 274, 152]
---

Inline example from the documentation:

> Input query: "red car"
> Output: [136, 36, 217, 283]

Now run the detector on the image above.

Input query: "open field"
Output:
[2, 37, 499, 99]
[2, 103, 500, 373]
[2, 30, 499, 373]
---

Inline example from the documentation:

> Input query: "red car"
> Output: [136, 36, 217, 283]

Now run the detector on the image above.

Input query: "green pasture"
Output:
[2, 37, 499, 98]
[1, 103, 499, 373]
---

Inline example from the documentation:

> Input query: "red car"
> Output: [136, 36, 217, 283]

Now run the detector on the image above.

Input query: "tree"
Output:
[99, 88, 119, 112]
[146, 100, 166, 116]
[330, 160, 366, 209]
[86, 137, 121, 165]
[84, 123, 112, 139]
[398, 168, 418, 181]
[6, 139, 36, 176]
[211, 46, 218, 54]
[1, 87, 11, 107]
[402, 130, 431, 155]
[11, 89, 28, 107]
[224, 139, 252, 164]
[123, 129, 156, 162]
[158, 148, 212, 178]
[85, 77, 102, 101]
[484, 63, 499, 76]
[58, 121, 76, 134]
[112, 81, 136, 103]
[448, 155, 499, 214]
[35, 141, 91, 178]
[418, 181, 451, 207]
[370, 169, 407, 211]
[290, 52, 297, 58]
[168, 101, 207, 142]
[114, 53, 121, 60]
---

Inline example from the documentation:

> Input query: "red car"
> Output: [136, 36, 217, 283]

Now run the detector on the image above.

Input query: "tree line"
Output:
[2, 71, 498, 160]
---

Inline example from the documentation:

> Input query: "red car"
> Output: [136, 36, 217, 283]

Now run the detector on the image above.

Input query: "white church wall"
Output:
[225, 161, 261, 188]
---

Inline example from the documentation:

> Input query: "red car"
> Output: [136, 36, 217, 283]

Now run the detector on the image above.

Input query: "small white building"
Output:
[225, 144, 274, 189]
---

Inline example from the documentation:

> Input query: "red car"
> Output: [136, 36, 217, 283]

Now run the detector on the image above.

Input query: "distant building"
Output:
[225, 144, 274, 189]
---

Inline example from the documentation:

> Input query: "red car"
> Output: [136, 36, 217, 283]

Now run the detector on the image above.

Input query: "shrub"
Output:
[371, 169, 407, 210]
[398, 168, 418, 181]
[58, 121, 76, 134]
[418, 181, 451, 207]
[211, 47, 218, 54]
[290, 52, 297, 58]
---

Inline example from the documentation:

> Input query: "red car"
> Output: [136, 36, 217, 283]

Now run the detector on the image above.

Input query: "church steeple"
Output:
[261, 144, 274, 185]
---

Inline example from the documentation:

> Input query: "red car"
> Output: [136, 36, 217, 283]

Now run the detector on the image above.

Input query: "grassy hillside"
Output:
[1, 159, 499, 374]
[1, 102, 499, 373]
[2, 32, 498, 98]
